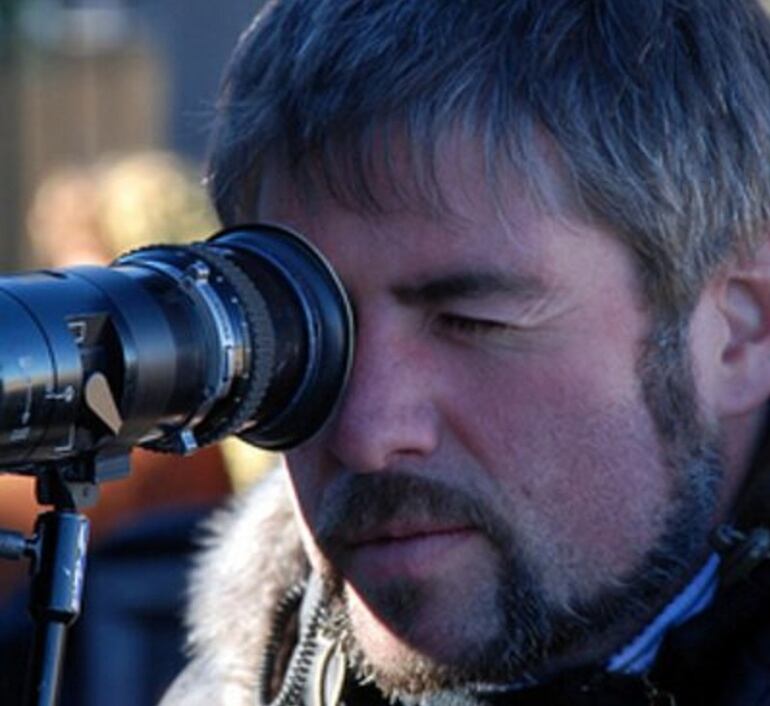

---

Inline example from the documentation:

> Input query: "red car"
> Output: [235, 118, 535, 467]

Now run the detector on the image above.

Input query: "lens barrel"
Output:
[0, 224, 353, 473]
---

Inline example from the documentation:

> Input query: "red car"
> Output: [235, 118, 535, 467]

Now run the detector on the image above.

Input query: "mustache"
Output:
[313, 471, 512, 556]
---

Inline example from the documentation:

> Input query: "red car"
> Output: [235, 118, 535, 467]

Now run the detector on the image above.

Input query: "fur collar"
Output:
[161, 467, 308, 705]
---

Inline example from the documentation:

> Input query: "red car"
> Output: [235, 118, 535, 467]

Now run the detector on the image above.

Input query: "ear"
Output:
[711, 238, 770, 417]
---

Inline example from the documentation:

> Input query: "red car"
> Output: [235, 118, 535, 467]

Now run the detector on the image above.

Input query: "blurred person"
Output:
[161, 1, 770, 705]
[26, 150, 220, 266]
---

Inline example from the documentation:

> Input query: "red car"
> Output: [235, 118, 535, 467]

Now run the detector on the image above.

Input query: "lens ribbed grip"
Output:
[186, 244, 276, 447]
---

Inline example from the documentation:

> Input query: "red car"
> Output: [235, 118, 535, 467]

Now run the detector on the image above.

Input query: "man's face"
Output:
[258, 144, 721, 692]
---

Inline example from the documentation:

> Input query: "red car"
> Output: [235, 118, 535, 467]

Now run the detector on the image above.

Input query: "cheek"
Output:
[443, 352, 672, 597]
[284, 449, 328, 554]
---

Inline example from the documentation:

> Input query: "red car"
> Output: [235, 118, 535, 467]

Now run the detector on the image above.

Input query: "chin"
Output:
[341, 587, 462, 696]
[336, 573, 529, 697]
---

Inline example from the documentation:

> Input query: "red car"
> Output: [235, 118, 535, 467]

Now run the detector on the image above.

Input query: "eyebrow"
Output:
[391, 270, 548, 306]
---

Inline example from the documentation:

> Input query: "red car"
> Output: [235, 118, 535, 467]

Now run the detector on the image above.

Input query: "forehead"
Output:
[256, 165, 644, 330]
[255, 134, 589, 272]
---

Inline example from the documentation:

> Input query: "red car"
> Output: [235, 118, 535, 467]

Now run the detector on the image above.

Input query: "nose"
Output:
[325, 316, 441, 472]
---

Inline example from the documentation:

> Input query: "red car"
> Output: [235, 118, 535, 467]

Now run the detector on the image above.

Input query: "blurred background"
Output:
[0, 0, 261, 270]
[0, 1, 275, 704]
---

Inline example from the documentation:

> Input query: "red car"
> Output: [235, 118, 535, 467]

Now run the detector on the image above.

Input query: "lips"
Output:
[347, 522, 474, 547]
[340, 523, 479, 582]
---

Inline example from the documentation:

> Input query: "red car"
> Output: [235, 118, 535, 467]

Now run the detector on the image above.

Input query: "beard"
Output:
[315, 472, 553, 694]
[307, 319, 724, 699]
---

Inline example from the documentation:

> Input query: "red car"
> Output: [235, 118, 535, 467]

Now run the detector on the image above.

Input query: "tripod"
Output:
[0, 454, 129, 706]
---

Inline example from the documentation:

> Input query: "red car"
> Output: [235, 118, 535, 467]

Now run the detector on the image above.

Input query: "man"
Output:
[161, 1, 770, 704]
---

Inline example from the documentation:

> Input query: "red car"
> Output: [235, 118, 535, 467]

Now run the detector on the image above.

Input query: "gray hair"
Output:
[208, 0, 770, 320]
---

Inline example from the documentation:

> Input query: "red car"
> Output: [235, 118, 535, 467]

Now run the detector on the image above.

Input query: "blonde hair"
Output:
[28, 150, 218, 268]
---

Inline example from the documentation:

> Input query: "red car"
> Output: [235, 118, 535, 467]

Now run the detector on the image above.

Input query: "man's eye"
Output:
[435, 313, 510, 337]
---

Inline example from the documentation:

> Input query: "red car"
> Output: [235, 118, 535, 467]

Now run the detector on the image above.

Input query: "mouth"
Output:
[343, 524, 478, 582]
[349, 522, 474, 546]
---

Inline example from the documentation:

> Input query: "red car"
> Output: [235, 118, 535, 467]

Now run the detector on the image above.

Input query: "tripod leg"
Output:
[25, 622, 68, 706]
[23, 511, 90, 706]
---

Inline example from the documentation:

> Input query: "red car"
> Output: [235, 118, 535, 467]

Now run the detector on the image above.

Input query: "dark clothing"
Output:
[651, 560, 770, 705]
